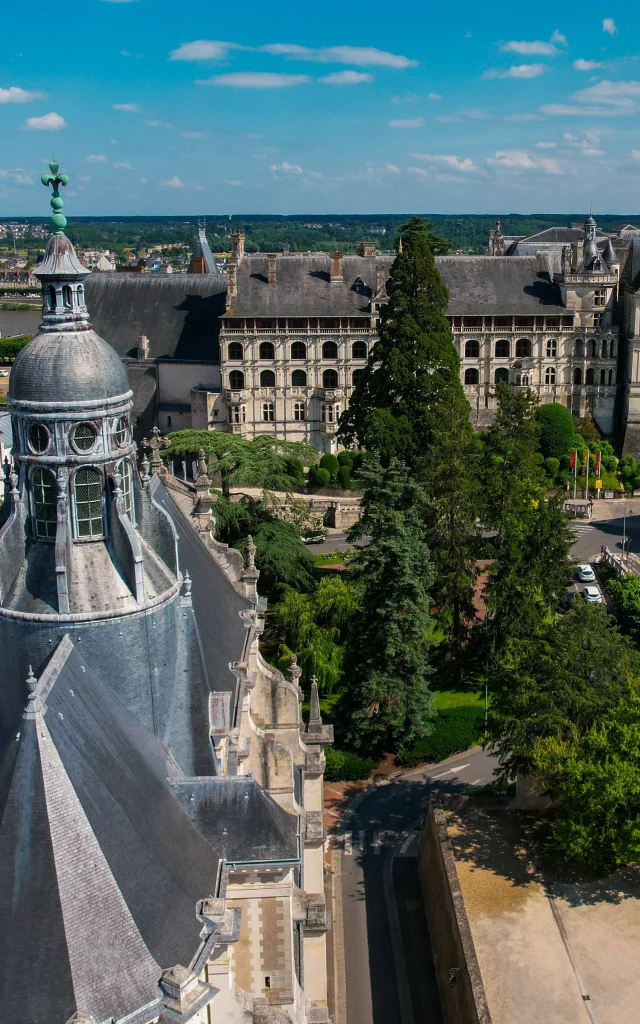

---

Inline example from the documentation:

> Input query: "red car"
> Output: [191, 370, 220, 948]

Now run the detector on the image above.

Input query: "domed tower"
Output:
[582, 211, 602, 271]
[0, 164, 198, 762]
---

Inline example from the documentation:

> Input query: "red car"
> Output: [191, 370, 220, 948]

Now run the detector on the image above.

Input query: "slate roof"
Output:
[152, 479, 253, 698]
[85, 273, 227, 361]
[174, 775, 299, 863]
[0, 635, 222, 1024]
[226, 254, 566, 317]
[192, 226, 217, 275]
[9, 327, 132, 406]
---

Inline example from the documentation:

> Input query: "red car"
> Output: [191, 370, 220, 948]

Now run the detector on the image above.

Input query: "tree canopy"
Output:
[535, 402, 577, 460]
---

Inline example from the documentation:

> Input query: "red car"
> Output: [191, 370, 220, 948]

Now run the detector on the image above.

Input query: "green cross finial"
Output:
[40, 159, 70, 233]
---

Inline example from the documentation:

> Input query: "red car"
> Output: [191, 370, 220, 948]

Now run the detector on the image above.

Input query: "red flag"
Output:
[595, 451, 601, 476]
[570, 450, 576, 470]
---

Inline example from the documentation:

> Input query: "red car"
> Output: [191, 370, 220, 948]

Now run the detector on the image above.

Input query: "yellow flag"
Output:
[583, 450, 589, 468]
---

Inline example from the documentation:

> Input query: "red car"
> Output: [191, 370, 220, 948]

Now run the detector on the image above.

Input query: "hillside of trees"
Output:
[2, 213, 639, 258]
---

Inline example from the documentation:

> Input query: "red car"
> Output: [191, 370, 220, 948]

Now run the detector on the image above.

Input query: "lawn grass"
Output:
[312, 551, 346, 566]
[434, 689, 484, 710]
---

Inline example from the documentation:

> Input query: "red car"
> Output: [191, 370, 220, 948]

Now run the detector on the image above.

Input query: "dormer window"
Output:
[353, 276, 366, 294]
[74, 467, 104, 538]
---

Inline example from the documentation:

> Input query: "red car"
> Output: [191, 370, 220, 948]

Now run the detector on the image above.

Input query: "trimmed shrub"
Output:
[338, 450, 353, 466]
[544, 457, 560, 477]
[338, 465, 352, 490]
[324, 746, 378, 782]
[314, 467, 331, 487]
[603, 455, 617, 473]
[397, 706, 483, 768]
[535, 403, 577, 460]
[319, 453, 340, 478]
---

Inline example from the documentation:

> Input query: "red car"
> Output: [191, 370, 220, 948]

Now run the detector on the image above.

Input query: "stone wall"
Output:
[416, 804, 491, 1024]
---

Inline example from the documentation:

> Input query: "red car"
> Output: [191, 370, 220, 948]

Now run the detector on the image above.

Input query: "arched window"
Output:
[352, 369, 364, 387]
[495, 340, 510, 358]
[609, 369, 614, 385]
[77, 284, 84, 306]
[62, 285, 72, 308]
[515, 338, 531, 358]
[291, 341, 306, 359]
[32, 467, 57, 539]
[494, 367, 509, 384]
[228, 342, 243, 360]
[600, 369, 606, 386]
[465, 340, 479, 358]
[601, 339, 608, 358]
[262, 402, 275, 422]
[292, 369, 307, 387]
[586, 368, 595, 385]
[322, 341, 338, 359]
[610, 339, 616, 358]
[47, 285, 56, 310]
[352, 340, 367, 359]
[114, 416, 128, 447]
[574, 367, 582, 385]
[516, 373, 530, 387]
[259, 341, 275, 360]
[294, 402, 305, 421]
[575, 340, 583, 358]
[229, 370, 245, 389]
[589, 339, 597, 357]
[545, 366, 556, 385]
[465, 368, 479, 385]
[323, 369, 339, 388]
[74, 467, 103, 539]
[260, 369, 276, 387]
[546, 339, 557, 358]
[116, 458, 133, 520]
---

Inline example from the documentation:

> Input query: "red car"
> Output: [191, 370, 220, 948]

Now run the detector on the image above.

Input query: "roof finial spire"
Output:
[40, 160, 70, 234]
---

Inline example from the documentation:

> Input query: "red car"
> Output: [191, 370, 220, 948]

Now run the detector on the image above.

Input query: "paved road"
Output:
[337, 748, 497, 1024]
[570, 511, 640, 565]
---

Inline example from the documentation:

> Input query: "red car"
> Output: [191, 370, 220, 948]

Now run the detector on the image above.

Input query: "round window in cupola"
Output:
[114, 416, 128, 447]
[72, 422, 97, 453]
[28, 422, 50, 454]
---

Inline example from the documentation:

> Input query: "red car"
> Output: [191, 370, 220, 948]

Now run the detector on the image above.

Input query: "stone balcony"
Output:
[224, 389, 250, 404]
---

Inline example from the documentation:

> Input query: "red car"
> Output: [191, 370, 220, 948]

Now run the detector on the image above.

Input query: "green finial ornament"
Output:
[40, 159, 70, 233]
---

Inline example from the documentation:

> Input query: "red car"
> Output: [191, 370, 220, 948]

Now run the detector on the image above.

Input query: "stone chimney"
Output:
[358, 241, 376, 257]
[330, 251, 343, 283]
[267, 254, 277, 284]
[226, 260, 237, 309]
[138, 334, 149, 360]
[230, 232, 245, 259]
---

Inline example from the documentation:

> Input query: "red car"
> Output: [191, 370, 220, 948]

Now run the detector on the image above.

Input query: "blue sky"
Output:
[3, 1, 640, 215]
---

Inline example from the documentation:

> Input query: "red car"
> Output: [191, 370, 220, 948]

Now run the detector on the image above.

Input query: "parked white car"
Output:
[577, 564, 596, 582]
[583, 586, 604, 604]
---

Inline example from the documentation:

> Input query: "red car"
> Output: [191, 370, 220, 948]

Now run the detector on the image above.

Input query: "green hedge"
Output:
[397, 706, 484, 768]
[324, 747, 378, 782]
[0, 337, 30, 361]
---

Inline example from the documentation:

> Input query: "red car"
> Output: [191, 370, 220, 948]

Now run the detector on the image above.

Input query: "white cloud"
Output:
[551, 30, 567, 45]
[487, 148, 562, 174]
[543, 79, 640, 117]
[139, 177, 147, 183]
[114, 162, 134, 169]
[410, 152, 480, 172]
[200, 72, 310, 88]
[224, 179, 243, 186]
[603, 18, 617, 36]
[458, 108, 493, 119]
[77, 174, 91, 182]
[161, 176, 185, 187]
[180, 131, 207, 138]
[408, 166, 428, 177]
[436, 115, 462, 123]
[112, 102, 141, 112]
[22, 111, 66, 130]
[388, 117, 424, 128]
[631, 151, 640, 162]
[0, 169, 33, 185]
[484, 63, 547, 79]
[318, 70, 373, 85]
[85, 154, 107, 162]
[500, 39, 559, 55]
[503, 112, 544, 121]
[573, 58, 604, 71]
[261, 44, 417, 67]
[270, 161, 303, 176]
[535, 141, 557, 148]
[428, 92, 442, 100]
[146, 119, 174, 127]
[0, 86, 46, 104]
[562, 131, 604, 156]
[169, 40, 242, 61]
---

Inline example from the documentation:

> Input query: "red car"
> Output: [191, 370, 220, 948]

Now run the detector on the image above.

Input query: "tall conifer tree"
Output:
[338, 217, 464, 469]
[337, 457, 436, 751]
